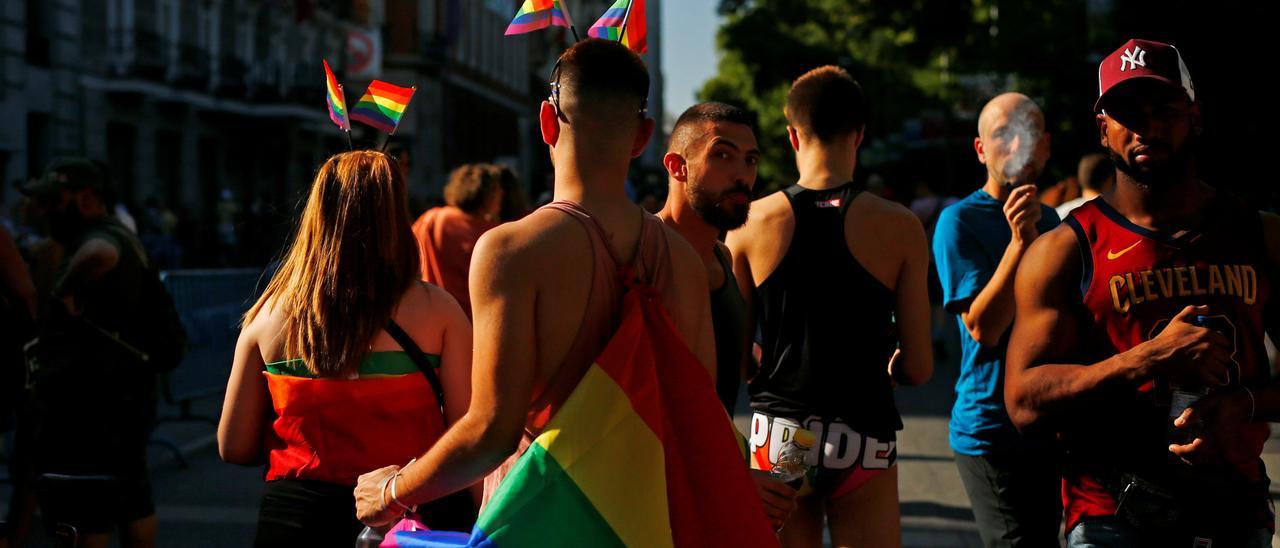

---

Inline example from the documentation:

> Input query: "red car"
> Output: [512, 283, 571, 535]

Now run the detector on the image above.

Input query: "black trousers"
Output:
[955, 446, 1063, 548]
[255, 479, 365, 548]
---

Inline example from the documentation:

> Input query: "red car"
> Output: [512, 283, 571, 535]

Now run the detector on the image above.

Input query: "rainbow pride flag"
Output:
[350, 80, 415, 134]
[383, 285, 778, 547]
[588, 0, 647, 53]
[323, 59, 349, 131]
[504, 0, 571, 36]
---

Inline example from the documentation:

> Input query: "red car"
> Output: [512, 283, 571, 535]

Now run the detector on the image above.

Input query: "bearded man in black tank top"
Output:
[727, 66, 934, 547]
[659, 101, 799, 530]
[659, 102, 759, 414]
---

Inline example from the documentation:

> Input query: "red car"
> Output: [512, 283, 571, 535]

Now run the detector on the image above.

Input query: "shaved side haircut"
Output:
[552, 39, 650, 131]
[785, 65, 867, 143]
[667, 102, 757, 156]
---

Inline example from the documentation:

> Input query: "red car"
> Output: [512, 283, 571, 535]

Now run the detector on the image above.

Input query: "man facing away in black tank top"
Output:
[726, 65, 934, 547]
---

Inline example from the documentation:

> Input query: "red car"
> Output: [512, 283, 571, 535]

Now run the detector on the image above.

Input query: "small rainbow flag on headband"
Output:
[349, 80, 415, 134]
[588, 0, 647, 54]
[505, 0, 571, 36]
[381, 281, 778, 547]
[323, 59, 349, 131]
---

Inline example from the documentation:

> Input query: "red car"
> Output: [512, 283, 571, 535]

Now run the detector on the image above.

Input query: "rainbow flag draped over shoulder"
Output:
[350, 80, 415, 134]
[383, 284, 778, 547]
[588, 0, 647, 54]
[323, 59, 349, 131]
[504, 0, 570, 36]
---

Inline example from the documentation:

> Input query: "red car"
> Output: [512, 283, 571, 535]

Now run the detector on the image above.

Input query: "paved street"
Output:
[3, 338, 1279, 547]
[0, 395, 262, 547]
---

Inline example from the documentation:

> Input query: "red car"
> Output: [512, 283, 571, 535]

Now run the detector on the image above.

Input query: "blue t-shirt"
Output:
[932, 189, 1060, 456]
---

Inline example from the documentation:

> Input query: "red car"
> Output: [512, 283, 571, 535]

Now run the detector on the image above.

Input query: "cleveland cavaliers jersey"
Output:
[1060, 193, 1274, 532]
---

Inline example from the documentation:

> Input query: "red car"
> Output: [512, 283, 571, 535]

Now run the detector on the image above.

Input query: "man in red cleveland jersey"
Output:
[1005, 39, 1280, 546]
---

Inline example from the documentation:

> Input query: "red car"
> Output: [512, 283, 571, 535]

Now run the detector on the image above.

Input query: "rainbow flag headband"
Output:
[323, 59, 417, 138]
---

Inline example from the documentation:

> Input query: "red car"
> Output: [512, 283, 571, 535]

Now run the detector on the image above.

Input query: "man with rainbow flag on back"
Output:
[353, 39, 778, 546]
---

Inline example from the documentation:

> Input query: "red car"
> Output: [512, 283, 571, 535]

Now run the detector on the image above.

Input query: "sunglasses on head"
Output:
[548, 59, 648, 123]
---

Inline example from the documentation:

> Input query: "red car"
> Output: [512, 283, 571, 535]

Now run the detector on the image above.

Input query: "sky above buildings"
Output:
[659, 0, 719, 126]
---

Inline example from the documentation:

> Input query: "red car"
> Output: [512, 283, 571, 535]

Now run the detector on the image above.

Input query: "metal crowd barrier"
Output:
[151, 268, 266, 466]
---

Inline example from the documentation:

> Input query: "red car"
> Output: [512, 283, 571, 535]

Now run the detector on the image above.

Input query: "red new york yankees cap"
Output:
[1096, 39, 1196, 112]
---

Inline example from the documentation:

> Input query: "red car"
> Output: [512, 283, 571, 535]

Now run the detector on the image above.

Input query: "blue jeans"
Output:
[1068, 517, 1273, 548]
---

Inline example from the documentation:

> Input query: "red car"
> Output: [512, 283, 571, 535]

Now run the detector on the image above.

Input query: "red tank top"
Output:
[263, 360, 445, 486]
[1060, 194, 1273, 532]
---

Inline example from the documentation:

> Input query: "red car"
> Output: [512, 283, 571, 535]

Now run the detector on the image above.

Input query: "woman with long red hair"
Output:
[218, 151, 473, 546]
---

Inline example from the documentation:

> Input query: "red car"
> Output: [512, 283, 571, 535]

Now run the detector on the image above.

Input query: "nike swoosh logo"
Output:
[1107, 241, 1141, 260]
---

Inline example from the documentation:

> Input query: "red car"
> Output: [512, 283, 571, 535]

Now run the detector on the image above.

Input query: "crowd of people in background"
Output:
[1, 34, 1278, 548]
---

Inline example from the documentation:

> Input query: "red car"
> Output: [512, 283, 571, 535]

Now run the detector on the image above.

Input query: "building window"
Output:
[107, 123, 137, 202]
[197, 3, 211, 51]
[236, 12, 253, 63]
[156, 0, 174, 39]
[26, 113, 51, 179]
[25, 0, 51, 66]
[155, 129, 181, 204]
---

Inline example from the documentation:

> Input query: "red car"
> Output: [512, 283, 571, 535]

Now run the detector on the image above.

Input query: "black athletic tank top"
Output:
[710, 245, 748, 413]
[751, 181, 901, 439]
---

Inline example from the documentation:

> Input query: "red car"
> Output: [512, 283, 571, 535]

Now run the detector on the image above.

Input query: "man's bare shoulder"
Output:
[730, 191, 792, 249]
[73, 236, 121, 264]
[743, 191, 792, 229]
[1033, 223, 1081, 253]
[658, 221, 703, 279]
[1021, 224, 1082, 285]
[852, 192, 924, 232]
[473, 209, 587, 267]
[727, 191, 792, 270]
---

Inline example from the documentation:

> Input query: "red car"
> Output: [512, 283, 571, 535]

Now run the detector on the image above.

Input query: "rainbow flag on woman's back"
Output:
[383, 285, 777, 547]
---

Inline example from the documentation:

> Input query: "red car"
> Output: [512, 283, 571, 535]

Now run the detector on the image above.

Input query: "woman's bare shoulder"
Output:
[398, 283, 469, 336]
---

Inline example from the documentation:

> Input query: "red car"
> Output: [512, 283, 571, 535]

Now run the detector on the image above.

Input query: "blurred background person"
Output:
[910, 180, 960, 359]
[411, 163, 504, 318]
[932, 93, 1062, 547]
[496, 165, 531, 222]
[1055, 152, 1115, 219]
[16, 158, 170, 548]
[0, 223, 35, 457]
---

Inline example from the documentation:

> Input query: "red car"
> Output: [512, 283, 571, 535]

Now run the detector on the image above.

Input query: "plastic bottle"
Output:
[770, 427, 817, 488]
[356, 525, 385, 548]
[1166, 315, 1225, 448]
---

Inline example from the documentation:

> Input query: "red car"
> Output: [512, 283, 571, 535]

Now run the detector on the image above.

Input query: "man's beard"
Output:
[687, 181, 751, 232]
[1111, 136, 1196, 188]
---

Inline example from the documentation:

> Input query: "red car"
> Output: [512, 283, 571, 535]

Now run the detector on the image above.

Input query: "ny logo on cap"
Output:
[1120, 46, 1147, 72]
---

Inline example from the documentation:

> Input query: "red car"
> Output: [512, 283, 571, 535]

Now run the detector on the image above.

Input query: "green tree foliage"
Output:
[701, 0, 1098, 194]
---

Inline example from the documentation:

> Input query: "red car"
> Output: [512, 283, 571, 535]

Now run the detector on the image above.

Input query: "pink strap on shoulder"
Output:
[540, 201, 626, 267]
